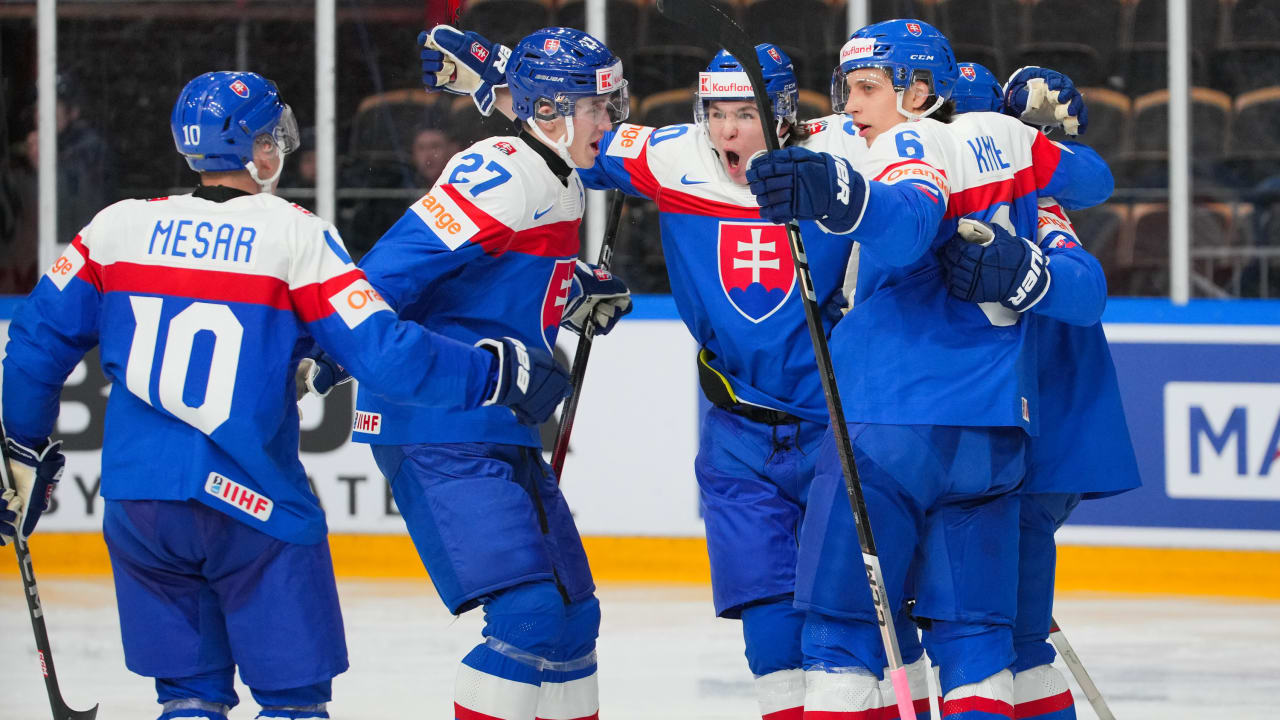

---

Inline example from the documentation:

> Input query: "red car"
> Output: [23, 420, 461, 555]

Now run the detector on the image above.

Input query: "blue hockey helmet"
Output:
[831, 19, 958, 119]
[952, 62, 1004, 114]
[507, 27, 629, 125]
[694, 44, 799, 136]
[171, 71, 299, 174]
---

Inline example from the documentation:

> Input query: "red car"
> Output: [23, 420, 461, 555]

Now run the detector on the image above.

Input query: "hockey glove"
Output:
[477, 337, 571, 425]
[1003, 66, 1088, 136]
[940, 218, 1051, 312]
[561, 261, 633, 336]
[295, 350, 353, 401]
[746, 147, 866, 232]
[0, 437, 64, 545]
[419, 26, 511, 116]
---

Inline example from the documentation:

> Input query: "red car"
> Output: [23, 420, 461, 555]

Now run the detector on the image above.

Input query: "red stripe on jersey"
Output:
[623, 153, 761, 220]
[290, 268, 368, 323]
[1030, 133, 1063, 191]
[1014, 689, 1074, 718]
[439, 183, 515, 256]
[101, 262, 292, 309]
[763, 706, 804, 720]
[507, 219, 582, 257]
[534, 714, 599, 720]
[1041, 202, 1067, 221]
[942, 696, 1014, 717]
[70, 235, 104, 292]
[944, 167, 1038, 219]
[454, 704, 506, 720]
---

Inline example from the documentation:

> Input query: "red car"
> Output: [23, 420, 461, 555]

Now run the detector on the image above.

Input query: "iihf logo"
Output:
[717, 222, 795, 323]
[543, 38, 561, 53]
[229, 79, 250, 98]
[961, 65, 977, 80]
[906, 22, 923, 36]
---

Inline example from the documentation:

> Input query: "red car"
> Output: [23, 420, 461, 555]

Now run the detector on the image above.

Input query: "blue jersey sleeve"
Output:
[847, 172, 948, 266]
[290, 225, 494, 410]
[357, 208, 482, 312]
[1034, 137, 1114, 211]
[577, 124, 659, 200]
[2, 237, 102, 446]
[1029, 202, 1106, 326]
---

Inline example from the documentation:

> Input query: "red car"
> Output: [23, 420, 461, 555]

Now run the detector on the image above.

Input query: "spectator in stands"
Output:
[410, 123, 459, 189]
[50, 74, 116, 237]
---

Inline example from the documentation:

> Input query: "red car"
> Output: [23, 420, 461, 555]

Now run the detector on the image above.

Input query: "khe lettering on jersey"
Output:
[206, 472, 273, 521]
[717, 222, 796, 323]
[966, 135, 1012, 174]
[1165, 382, 1280, 501]
[148, 219, 257, 268]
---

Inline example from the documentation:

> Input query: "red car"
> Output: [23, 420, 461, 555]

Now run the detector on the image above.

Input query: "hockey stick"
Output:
[654, 3, 916, 717]
[1049, 616, 1116, 720]
[0, 422, 98, 720]
[550, 189, 626, 481]
[426, 0, 466, 26]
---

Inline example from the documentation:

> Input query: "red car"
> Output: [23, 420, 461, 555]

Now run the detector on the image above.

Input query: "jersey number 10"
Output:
[125, 296, 243, 434]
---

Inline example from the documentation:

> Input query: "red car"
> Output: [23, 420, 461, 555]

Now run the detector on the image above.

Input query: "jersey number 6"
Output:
[125, 296, 244, 435]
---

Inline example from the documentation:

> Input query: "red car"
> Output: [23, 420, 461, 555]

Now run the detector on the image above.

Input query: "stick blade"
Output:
[59, 703, 99, 720]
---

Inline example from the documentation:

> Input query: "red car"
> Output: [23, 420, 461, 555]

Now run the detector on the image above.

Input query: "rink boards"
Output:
[1, 295, 1278, 598]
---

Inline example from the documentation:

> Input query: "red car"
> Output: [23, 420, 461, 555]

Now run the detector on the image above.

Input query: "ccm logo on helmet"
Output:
[411, 189, 481, 250]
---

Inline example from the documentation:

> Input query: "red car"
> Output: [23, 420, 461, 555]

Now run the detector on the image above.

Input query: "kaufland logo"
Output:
[698, 72, 753, 97]
[596, 62, 621, 92]
[1164, 382, 1280, 500]
[841, 39, 877, 62]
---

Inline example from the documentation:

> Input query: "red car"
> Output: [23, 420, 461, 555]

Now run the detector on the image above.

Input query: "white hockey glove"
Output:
[0, 437, 64, 546]
[295, 351, 353, 401]
[1003, 66, 1088, 136]
[560, 261, 633, 336]
[419, 25, 511, 116]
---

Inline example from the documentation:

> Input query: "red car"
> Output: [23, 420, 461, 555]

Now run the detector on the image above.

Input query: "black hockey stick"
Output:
[550, 189, 626, 481]
[1049, 616, 1116, 720]
[0, 421, 99, 720]
[654, 2, 917, 717]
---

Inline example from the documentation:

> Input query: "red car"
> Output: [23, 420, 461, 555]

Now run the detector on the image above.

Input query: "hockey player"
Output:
[942, 62, 1141, 720]
[745, 20, 1113, 720]
[0, 71, 571, 720]
[420, 31, 876, 719]
[348, 27, 632, 720]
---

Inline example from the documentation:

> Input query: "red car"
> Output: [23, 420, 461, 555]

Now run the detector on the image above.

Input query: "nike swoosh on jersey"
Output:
[533, 205, 554, 219]
[680, 174, 707, 185]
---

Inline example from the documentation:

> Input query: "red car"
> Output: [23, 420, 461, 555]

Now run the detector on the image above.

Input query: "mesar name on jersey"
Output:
[146, 217, 257, 266]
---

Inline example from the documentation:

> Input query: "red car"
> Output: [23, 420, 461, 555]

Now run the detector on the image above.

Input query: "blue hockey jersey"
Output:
[817, 113, 1112, 433]
[579, 122, 856, 422]
[353, 133, 583, 447]
[1026, 199, 1141, 497]
[2, 190, 494, 544]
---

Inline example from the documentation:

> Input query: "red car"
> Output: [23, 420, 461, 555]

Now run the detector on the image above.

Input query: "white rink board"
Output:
[0, 317, 705, 536]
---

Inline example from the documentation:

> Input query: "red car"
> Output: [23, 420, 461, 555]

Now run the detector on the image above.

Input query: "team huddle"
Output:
[0, 12, 1138, 720]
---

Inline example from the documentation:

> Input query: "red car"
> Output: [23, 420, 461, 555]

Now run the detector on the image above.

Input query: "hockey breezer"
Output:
[551, 189, 625, 481]
[655, 2, 918, 718]
[0, 421, 99, 720]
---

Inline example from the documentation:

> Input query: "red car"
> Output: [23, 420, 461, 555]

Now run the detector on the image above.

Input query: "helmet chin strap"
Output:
[246, 157, 284, 194]
[527, 117, 578, 169]
[895, 88, 944, 121]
